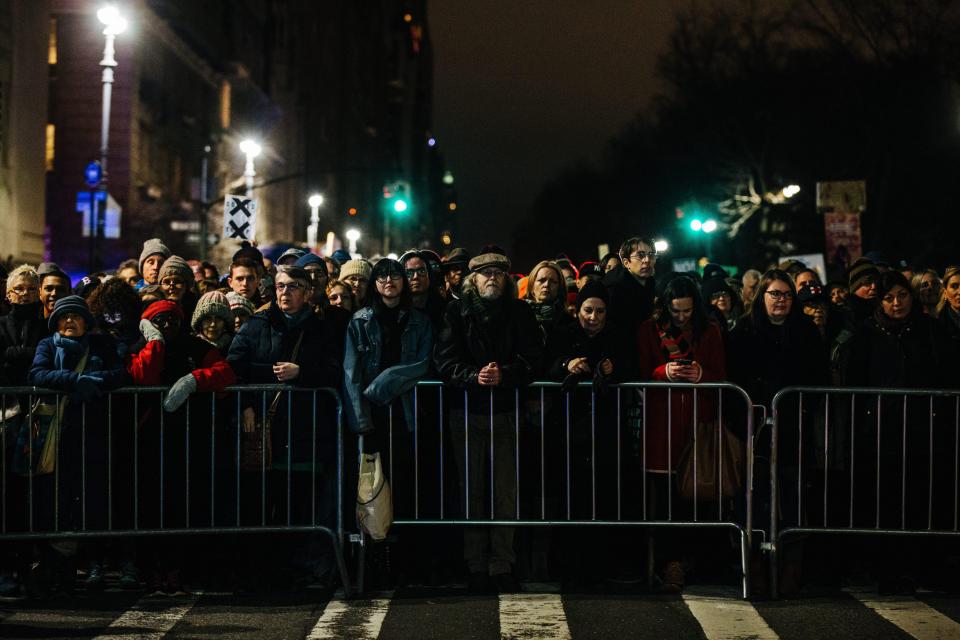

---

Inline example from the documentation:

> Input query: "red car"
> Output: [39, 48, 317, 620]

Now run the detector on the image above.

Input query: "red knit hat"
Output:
[142, 299, 184, 321]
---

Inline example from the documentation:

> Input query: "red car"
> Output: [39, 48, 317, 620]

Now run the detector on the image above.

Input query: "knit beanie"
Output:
[331, 248, 352, 265]
[48, 295, 95, 332]
[701, 274, 736, 302]
[226, 290, 256, 316]
[848, 258, 880, 292]
[576, 279, 609, 312]
[158, 255, 193, 283]
[138, 238, 172, 273]
[340, 259, 372, 280]
[142, 299, 184, 321]
[190, 291, 233, 332]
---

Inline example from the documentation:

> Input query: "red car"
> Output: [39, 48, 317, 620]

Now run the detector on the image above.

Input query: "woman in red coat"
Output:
[636, 275, 726, 591]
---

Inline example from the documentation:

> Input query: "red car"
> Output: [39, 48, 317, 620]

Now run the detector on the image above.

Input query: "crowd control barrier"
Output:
[768, 386, 960, 598]
[358, 380, 757, 598]
[0, 385, 351, 596]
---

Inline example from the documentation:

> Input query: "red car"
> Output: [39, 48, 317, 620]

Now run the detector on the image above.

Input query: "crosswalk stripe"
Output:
[499, 593, 571, 640]
[683, 586, 779, 640]
[92, 595, 197, 640]
[845, 588, 960, 640]
[306, 591, 393, 640]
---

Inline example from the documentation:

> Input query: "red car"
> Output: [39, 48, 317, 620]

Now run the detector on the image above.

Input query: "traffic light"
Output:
[383, 180, 411, 215]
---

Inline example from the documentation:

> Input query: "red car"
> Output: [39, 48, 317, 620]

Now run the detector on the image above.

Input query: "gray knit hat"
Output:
[48, 295, 95, 332]
[190, 291, 233, 332]
[340, 259, 372, 281]
[158, 255, 192, 283]
[226, 290, 255, 316]
[139, 238, 172, 273]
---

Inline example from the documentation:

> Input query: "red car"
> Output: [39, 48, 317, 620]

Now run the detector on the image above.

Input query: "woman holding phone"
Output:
[636, 275, 726, 592]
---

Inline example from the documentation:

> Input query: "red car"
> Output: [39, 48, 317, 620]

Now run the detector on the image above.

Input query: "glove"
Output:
[561, 372, 584, 394]
[139, 319, 164, 344]
[75, 375, 104, 402]
[163, 373, 197, 413]
[592, 368, 610, 397]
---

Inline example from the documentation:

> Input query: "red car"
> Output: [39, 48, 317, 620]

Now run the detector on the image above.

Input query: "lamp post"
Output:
[345, 228, 360, 255]
[93, 4, 126, 270]
[239, 138, 261, 198]
[307, 193, 324, 250]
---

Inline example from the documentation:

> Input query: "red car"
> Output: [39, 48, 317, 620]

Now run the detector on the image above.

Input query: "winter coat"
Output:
[435, 289, 544, 414]
[636, 319, 727, 473]
[228, 303, 344, 464]
[343, 306, 434, 434]
[601, 265, 656, 378]
[0, 301, 47, 386]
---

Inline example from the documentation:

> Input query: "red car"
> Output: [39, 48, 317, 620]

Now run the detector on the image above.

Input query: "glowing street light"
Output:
[345, 228, 361, 254]
[654, 239, 669, 253]
[702, 219, 718, 233]
[307, 193, 324, 249]
[239, 138, 261, 197]
[782, 184, 801, 199]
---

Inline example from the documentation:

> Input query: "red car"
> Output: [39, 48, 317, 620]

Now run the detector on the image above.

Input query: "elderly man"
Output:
[435, 245, 543, 593]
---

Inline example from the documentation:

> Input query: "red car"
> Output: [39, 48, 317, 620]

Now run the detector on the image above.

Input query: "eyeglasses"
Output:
[710, 291, 731, 300]
[477, 268, 506, 279]
[10, 285, 37, 295]
[375, 273, 403, 283]
[275, 282, 305, 292]
[765, 290, 794, 301]
[160, 278, 185, 288]
[627, 251, 657, 261]
[342, 275, 367, 285]
[405, 267, 428, 279]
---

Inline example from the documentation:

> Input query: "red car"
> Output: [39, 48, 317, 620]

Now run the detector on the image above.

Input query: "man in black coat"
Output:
[434, 246, 543, 592]
[601, 236, 658, 378]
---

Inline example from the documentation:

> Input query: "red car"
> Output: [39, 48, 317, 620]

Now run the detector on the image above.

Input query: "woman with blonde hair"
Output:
[937, 265, 960, 343]
[522, 260, 572, 337]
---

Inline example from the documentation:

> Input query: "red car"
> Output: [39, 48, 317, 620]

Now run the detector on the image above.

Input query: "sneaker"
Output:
[0, 573, 19, 597]
[164, 569, 184, 595]
[119, 563, 140, 590]
[85, 564, 105, 590]
[494, 573, 521, 594]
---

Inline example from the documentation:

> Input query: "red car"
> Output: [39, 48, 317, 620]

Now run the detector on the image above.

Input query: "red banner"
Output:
[823, 211, 862, 275]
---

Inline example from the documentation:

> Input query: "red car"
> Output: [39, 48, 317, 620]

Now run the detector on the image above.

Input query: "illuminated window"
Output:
[48, 18, 57, 64]
[45, 124, 55, 171]
[219, 81, 231, 130]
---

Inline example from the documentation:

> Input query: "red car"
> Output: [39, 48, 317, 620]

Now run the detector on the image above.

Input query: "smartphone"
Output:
[674, 358, 693, 366]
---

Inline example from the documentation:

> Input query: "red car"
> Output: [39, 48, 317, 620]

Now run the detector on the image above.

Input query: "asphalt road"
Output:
[2, 580, 960, 639]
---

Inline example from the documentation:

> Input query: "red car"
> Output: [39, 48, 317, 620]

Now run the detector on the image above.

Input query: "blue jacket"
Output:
[29, 333, 129, 399]
[343, 306, 434, 434]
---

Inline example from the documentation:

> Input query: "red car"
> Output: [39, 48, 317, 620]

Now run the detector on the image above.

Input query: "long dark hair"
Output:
[746, 269, 802, 327]
[654, 275, 711, 341]
[875, 270, 921, 322]
[366, 258, 412, 311]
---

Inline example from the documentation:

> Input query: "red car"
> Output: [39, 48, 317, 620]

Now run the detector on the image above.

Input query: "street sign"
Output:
[223, 194, 257, 241]
[84, 161, 102, 188]
[75, 191, 121, 238]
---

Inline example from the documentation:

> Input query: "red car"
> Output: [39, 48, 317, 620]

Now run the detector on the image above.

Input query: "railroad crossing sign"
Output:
[223, 194, 257, 241]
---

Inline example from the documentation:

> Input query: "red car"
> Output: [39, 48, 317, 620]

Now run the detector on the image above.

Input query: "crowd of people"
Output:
[0, 233, 957, 598]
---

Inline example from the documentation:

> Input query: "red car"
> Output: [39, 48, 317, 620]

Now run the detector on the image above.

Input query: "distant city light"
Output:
[654, 239, 669, 253]
[345, 229, 360, 242]
[448, 202, 457, 211]
[427, 137, 437, 147]
[783, 184, 801, 198]
[442, 171, 454, 185]
[239, 139, 261, 158]
[308, 194, 324, 208]
[702, 219, 718, 233]
[348, 207, 358, 216]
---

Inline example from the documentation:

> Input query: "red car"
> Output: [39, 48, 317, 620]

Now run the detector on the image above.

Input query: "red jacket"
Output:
[126, 338, 235, 391]
[636, 319, 726, 473]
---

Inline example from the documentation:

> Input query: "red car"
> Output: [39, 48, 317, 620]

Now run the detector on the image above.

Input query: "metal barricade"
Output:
[768, 386, 960, 598]
[0, 384, 351, 596]
[364, 380, 755, 598]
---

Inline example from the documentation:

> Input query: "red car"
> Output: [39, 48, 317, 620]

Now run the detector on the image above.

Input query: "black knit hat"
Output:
[701, 274, 735, 302]
[48, 295, 95, 332]
[576, 279, 609, 312]
[848, 258, 880, 292]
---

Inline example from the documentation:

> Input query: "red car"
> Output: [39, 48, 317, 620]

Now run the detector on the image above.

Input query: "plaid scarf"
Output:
[657, 318, 694, 362]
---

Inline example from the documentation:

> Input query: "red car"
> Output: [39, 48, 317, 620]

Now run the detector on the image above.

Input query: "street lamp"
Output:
[239, 138, 261, 198]
[654, 239, 669, 253]
[307, 193, 324, 249]
[702, 219, 718, 233]
[91, 4, 126, 270]
[345, 228, 361, 255]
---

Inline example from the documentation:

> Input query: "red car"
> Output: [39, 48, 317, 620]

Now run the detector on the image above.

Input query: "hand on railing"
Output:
[163, 373, 197, 412]
[478, 362, 501, 386]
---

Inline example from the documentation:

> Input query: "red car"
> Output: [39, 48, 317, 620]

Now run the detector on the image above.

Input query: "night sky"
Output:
[430, 1, 679, 262]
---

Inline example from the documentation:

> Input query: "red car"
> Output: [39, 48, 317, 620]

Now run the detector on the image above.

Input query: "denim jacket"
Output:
[343, 306, 434, 434]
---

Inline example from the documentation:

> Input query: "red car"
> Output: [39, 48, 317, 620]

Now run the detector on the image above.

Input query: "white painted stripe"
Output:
[846, 588, 960, 640]
[307, 590, 393, 640]
[683, 586, 779, 640]
[92, 595, 197, 640]
[499, 592, 571, 640]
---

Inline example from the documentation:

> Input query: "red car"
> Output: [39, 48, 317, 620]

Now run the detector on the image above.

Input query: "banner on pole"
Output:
[223, 195, 257, 241]
[823, 211, 862, 273]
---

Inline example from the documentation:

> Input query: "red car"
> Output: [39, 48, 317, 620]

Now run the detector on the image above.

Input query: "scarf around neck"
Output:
[51, 333, 89, 371]
[657, 317, 694, 362]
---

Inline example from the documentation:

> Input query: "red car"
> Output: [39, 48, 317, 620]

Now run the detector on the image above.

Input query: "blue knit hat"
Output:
[49, 295, 96, 332]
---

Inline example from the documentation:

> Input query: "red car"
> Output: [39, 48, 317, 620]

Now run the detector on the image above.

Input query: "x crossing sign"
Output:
[223, 195, 258, 241]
